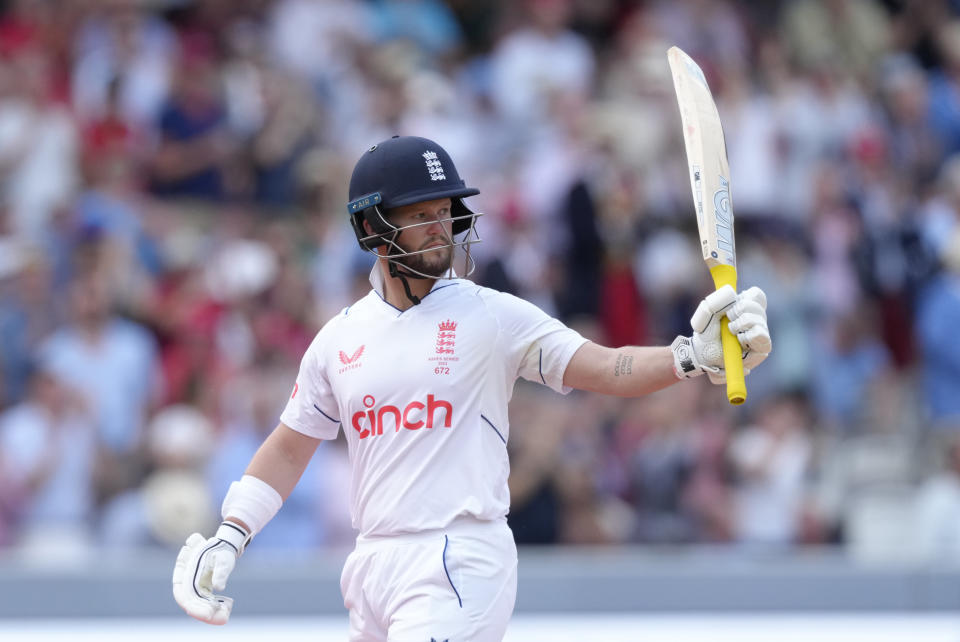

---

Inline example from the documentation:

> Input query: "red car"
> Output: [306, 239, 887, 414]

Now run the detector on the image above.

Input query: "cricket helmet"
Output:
[346, 136, 482, 265]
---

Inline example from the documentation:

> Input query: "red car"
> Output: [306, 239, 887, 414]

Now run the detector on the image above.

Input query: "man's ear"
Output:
[363, 208, 396, 235]
[360, 217, 389, 255]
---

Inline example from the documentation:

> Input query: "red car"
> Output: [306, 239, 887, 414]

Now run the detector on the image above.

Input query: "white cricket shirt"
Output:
[280, 270, 587, 538]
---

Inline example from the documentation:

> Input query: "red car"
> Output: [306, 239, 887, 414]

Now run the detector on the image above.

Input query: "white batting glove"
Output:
[671, 285, 771, 384]
[172, 521, 251, 625]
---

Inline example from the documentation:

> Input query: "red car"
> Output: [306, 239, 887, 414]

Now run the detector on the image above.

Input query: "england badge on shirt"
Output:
[429, 319, 459, 375]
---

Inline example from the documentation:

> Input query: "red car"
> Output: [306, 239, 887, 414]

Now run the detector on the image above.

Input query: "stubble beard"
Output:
[396, 241, 454, 277]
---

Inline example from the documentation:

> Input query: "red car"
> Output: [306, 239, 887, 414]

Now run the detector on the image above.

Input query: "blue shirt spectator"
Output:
[0, 368, 96, 544]
[38, 274, 158, 454]
[916, 272, 960, 422]
[812, 314, 892, 431]
[370, 0, 464, 56]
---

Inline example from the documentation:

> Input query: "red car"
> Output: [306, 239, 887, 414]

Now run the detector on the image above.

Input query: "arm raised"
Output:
[562, 286, 772, 399]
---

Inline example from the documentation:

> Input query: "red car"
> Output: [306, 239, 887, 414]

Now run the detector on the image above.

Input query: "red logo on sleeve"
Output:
[338, 345, 365, 374]
[291, 382, 299, 399]
[339, 345, 365, 364]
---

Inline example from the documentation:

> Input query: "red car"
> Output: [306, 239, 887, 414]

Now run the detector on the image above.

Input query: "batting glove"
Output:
[671, 285, 771, 384]
[172, 521, 251, 625]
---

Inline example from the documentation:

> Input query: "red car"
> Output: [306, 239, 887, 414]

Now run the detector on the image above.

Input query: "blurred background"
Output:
[1, 0, 960, 636]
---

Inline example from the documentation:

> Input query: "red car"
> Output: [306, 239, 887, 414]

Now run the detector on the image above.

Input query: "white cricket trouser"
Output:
[340, 516, 518, 642]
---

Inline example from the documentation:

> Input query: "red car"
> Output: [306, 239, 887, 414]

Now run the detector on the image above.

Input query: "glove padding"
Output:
[172, 522, 250, 625]
[672, 285, 771, 384]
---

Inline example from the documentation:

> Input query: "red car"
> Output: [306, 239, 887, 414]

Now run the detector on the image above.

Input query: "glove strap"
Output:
[215, 521, 252, 556]
[671, 335, 703, 379]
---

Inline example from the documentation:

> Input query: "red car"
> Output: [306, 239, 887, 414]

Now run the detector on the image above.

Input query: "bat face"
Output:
[667, 47, 736, 271]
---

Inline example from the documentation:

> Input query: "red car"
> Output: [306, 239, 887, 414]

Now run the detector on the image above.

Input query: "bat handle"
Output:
[709, 264, 746, 405]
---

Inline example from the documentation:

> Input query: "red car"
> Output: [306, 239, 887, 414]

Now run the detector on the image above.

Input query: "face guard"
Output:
[349, 196, 483, 280]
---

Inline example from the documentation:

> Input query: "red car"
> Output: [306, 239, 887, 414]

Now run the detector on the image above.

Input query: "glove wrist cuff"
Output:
[215, 521, 252, 556]
[671, 335, 703, 379]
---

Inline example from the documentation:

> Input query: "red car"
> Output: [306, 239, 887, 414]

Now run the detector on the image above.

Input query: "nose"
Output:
[425, 211, 448, 233]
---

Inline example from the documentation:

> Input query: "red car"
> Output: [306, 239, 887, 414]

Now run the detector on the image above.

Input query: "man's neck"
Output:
[379, 264, 437, 310]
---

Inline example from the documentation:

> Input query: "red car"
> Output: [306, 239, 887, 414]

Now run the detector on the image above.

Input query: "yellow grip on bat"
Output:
[709, 264, 746, 405]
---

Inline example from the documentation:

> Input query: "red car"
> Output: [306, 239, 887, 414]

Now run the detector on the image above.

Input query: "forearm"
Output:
[244, 423, 321, 499]
[563, 342, 680, 397]
[224, 423, 321, 532]
[599, 345, 679, 397]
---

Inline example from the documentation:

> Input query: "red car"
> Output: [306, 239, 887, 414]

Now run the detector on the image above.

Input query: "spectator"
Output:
[781, 0, 890, 83]
[488, 0, 594, 134]
[649, 0, 749, 70]
[0, 248, 60, 405]
[812, 308, 893, 432]
[618, 383, 702, 544]
[729, 391, 814, 548]
[38, 269, 160, 504]
[683, 398, 737, 543]
[149, 35, 235, 201]
[913, 430, 960, 563]
[506, 385, 565, 544]
[881, 54, 945, 187]
[0, 365, 96, 553]
[0, 45, 78, 240]
[248, 69, 318, 208]
[916, 230, 960, 424]
[100, 404, 216, 548]
[71, 0, 175, 129]
[369, 0, 464, 58]
[267, 0, 374, 85]
[927, 22, 960, 159]
[738, 232, 819, 398]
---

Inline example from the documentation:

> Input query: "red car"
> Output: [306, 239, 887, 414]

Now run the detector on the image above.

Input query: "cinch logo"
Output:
[351, 394, 453, 440]
[338, 345, 365, 374]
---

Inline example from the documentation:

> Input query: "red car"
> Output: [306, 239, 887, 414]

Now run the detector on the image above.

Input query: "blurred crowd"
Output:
[1, 0, 960, 563]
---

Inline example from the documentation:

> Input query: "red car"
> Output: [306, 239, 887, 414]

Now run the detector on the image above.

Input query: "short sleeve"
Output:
[279, 335, 341, 440]
[484, 290, 588, 394]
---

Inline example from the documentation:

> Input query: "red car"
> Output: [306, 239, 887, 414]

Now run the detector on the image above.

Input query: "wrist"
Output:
[221, 474, 283, 538]
[670, 335, 702, 379]
[215, 521, 252, 556]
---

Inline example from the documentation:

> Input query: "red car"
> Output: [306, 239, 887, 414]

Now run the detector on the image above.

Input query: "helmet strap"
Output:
[387, 254, 426, 306]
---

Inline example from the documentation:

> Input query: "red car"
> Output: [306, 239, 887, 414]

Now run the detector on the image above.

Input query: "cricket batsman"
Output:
[172, 135, 771, 640]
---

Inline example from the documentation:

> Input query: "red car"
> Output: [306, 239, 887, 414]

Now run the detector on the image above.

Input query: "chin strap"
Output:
[387, 259, 426, 306]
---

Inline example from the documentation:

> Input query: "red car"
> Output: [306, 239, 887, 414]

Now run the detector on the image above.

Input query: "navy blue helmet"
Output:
[347, 136, 481, 257]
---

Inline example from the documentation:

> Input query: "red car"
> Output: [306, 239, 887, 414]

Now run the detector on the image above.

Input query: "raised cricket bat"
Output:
[667, 46, 746, 405]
